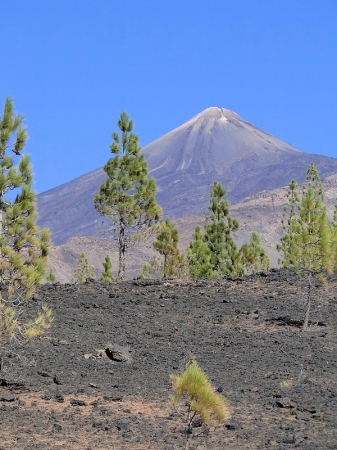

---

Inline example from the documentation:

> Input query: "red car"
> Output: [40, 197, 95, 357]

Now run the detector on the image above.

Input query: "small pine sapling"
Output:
[100, 255, 114, 282]
[140, 255, 163, 279]
[46, 269, 56, 283]
[153, 218, 180, 277]
[170, 359, 229, 447]
[142, 219, 188, 279]
[72, 252, 95, 283]
[240, 231, 270, 275]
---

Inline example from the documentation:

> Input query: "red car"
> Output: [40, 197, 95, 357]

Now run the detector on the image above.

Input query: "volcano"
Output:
[37, 107, 337, 244]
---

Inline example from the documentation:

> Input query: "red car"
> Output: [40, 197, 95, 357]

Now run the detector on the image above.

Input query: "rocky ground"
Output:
[1, 270, 336, 449]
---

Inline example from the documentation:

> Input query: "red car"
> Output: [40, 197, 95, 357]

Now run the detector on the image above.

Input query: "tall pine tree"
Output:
[277, 163, 333, 331]
[204, 182, 239, 276]
[94, 112, 162, 279]
[277, 179, 301, 269]
[0, 98, 52, 376]
[297, 164, 332, 330]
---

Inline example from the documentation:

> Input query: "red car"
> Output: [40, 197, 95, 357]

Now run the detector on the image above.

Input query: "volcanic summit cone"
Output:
[38, 107, 337, 244]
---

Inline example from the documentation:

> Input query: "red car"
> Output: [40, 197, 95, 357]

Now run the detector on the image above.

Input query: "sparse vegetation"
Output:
[72, 252, 95, 283]
[0, 97, 53, 377]
[170, 358, 229, 447]
[94, 112, 162, 280]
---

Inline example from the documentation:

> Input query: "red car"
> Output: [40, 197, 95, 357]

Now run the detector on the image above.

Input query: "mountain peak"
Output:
[197, 106, 239, 120]
[143, 107, 300, 173]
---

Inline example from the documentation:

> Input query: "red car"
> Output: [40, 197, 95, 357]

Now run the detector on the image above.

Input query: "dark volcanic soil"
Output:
[1, 271, 337, 449]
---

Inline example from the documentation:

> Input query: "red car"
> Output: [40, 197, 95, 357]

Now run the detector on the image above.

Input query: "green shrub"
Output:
[170, 359, 229, 444]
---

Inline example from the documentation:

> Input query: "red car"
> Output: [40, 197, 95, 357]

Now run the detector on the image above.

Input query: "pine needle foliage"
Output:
[141, 219, 188, 279]
[72, 252, 95, 284]
[170, 360, 229, 441]
[94, 112, 162, 280]
[153, 218, 180, 278]
[187, 226, 215, 278]
[100, 255, 113, 282]
[331, 202, 337, 273]
[240, 231, 270, 275]
[0, 97, 52, 376]
[46, 269, 56, 283]
[277, 179, 301, 268]
[204, 182, 239, 276]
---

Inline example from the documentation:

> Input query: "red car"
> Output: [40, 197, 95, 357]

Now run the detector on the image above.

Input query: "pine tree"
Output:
[277, 179, 301, 268]
[140, 255, 163, 280]
[187, 226, 214, 278]
[240, 231, 270, 275]
[72, 252, 95, 283]
[94, 112, 162, 280]
[141, 219, 187, 279]
[331, 202, 337, 272]
[153, 219, 179, 277]
[0, 97, 52, 376]
[297, 164, 332, 330]
[277, 163, 333, 331]
[204, 182, 239, 276]
[100, 255, 113, 282]
[46, 269, 56, 283]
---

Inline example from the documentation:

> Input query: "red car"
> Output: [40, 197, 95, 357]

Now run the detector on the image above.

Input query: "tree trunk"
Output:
[302, 270, 312, 331]
[118, 219, 126, 280]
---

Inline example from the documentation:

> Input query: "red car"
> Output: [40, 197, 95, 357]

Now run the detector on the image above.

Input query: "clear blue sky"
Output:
[1, 1, 337, 193]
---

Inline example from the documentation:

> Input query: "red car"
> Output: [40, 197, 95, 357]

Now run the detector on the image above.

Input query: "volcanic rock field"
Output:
[1, 270, 336, 449]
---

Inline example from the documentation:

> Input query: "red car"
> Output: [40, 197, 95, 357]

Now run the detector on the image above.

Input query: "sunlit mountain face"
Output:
[37, 107, 337, 244]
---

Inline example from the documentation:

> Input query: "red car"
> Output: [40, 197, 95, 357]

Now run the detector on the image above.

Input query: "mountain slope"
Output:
[37, 107, 337, 244]
[46, 176, 337, 283]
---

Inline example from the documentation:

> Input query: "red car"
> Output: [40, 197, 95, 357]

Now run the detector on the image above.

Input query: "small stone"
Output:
[70, 398, 87, 406]
[0, 394, 15, 402]
[37, 370, 51, 378]
[103, 395, 123, 402]
[116, 421, 130, 431]
[53, 376, 62, 385]
[276, 397, 297, 409]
